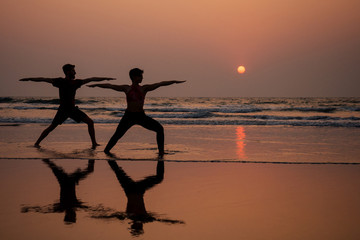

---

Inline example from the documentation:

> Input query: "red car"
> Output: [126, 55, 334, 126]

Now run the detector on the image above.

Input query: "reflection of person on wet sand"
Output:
[88, 68, 185, 156]
[19, 64, 115, 149]
[21, 159, 94, 224]
[102, 160, 184, 236]
[36, 145, 96, 159]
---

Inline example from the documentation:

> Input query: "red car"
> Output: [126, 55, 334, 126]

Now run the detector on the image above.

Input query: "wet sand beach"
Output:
[1, 124, 360, 239]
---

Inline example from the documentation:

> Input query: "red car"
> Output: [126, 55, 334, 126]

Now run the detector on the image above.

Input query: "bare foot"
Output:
[104, 149, 115, 157]
[158, 151, 165, 158]
[92, 143, 100, 149]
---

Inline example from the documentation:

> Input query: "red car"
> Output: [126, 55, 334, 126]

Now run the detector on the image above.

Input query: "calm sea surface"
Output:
[1, 97, 360, 127]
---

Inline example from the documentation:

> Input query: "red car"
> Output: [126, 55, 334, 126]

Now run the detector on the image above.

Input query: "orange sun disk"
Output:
[237, 66, 246, 74]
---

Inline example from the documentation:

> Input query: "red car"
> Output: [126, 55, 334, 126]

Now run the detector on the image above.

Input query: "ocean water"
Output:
[1, 97, 360, 127]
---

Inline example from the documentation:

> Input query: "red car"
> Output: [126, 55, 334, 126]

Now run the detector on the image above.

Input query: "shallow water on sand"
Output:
[1, 124, 360, 163]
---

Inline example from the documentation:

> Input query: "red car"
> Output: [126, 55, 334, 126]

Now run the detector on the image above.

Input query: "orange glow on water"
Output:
[236, 126, 246, 159]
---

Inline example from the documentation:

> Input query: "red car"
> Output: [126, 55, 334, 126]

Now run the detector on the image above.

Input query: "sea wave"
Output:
[1, 116, 359, 127]
[13, 106, 59, 110]
[1, 97, 360, 128]
[147, 107, 264, 114]
[281, 107, 337, 113]
[0, 97, 17, 103]
[0, 97, 101, 105]
[24, 99, 60, 104]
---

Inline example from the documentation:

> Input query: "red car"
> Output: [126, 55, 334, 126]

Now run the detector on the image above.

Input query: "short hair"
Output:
[62, 64, 75, 74]
[129, 68, 144, 80]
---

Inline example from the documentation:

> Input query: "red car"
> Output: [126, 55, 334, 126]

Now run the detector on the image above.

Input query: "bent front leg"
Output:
[105, 117, 133, 153]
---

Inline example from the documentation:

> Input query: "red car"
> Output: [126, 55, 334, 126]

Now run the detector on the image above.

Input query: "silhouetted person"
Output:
[19, 64, 115, 149]
[88, 68, 185, 155]
[21, 159, 95, 224]
[107, 160, 183, 236]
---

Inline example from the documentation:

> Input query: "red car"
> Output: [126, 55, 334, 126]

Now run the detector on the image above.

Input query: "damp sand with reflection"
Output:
[1, 124, 360, 239]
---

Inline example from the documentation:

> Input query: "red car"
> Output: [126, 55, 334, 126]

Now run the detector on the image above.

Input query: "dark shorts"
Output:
[121, 111, 161, 127]
[113, 111, 164, 135]
[52, 106, 88, 125]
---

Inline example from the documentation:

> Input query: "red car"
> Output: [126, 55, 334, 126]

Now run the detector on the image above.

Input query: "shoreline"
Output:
[1, 123, 359, 163]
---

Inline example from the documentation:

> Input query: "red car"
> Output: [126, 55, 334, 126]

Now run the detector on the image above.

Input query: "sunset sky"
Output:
[1, 0, 359, 97]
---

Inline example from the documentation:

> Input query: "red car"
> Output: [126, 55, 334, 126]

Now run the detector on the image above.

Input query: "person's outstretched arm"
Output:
[87, 83, 129, 92]
[143, 80, 186, 92]
[19, 77, 61, 84]
[80, 77, 116, 85]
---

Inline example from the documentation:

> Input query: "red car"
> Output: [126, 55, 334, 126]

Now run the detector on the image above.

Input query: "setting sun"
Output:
[237, 66, 246, 74]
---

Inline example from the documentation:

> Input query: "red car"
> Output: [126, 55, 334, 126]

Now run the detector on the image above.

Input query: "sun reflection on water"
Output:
[236, 126, 247, 159]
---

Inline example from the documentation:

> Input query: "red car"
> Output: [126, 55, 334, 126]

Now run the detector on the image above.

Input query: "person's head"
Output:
[130, 221, 144, 236]
[62, 64, 76, 79]
[129, 68, 143, 84]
